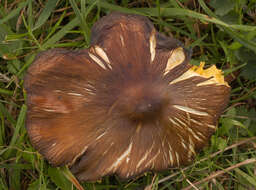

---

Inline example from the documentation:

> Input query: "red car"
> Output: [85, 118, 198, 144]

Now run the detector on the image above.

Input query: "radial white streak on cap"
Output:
[145, 149, 161, 168]
[67, 92, 83, 97]
[167, 142, 174, 165]
[43, 109, 58, 112]
[136, 142, 154, 169]
[188, 137, 196, 158]
[173, 105, 209, 116]
[89, 52, 106, 70]
[169, 151, 174, 165]
[197, 77, 224, 86]
[94, 46, 112, 69]
[175, 151, 180, 166]
[168, 117, 182, 129]
[207, 124, 216, 129]
[169, 69, 201, 85]
[164, 47, 185, 75]
[174, 117, 187, 127]
[120, 35, 125, 46]
[187, 127, 202, 142]
[68, 146, 88, 166]
[106, 142, 133, 172]
[95, 131, 106, 141]
[190, 118, 203, 126]
[149, 30, 156, 63]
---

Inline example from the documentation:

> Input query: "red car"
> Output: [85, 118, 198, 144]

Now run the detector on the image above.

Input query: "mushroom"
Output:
[24, 12, 230, 181]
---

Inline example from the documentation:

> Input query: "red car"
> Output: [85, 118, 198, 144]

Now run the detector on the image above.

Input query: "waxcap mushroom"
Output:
[24, 12, 230, 181]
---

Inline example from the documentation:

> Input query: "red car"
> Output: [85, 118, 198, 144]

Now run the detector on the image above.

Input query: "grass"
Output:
[0, 0, 256, 189]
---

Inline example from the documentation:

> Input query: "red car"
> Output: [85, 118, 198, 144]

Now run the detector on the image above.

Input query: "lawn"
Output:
[0, 0, 256, 189]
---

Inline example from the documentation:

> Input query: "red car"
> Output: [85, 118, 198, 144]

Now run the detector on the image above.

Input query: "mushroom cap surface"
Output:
[24, 12, 230, 181]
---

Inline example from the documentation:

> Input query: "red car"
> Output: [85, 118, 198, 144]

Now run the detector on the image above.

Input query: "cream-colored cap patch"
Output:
[164, 47, 185, 75]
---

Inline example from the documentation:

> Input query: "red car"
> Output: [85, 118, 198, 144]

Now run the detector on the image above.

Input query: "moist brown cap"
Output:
[24, 12, 230, 181]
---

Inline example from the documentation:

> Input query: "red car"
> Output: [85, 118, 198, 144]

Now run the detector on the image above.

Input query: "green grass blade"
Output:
[224, 27, 256, 53]
[133, 8, 256, 32]
[17, 53, 36, 78]
[0, 163, 33, 170]
[22, 14, 42, 50]
[60, 166, 84, 190]
[0, 102, 16, 126]
[48, 167, 72, 190]
[33, 0, 59, 30]
[0, 177, 8, 190]
[27, 0, 33, 28]
[188, 33, 208, 48]
[0, 88, 13, 96]
[70, 0, 83, 21]
[198, 0, 256, 52]
[96, 1, 142, 15]
[0, 109, 5, 145]
[235, 167, 256, 186]
[44, 8, 66, 42]
[95, 2, 256, 32]
[4, 104, 27, 159]
[70, 0, 94, 45]
[223, 63, 247, 75]
[8, 168, 21, 190]
[81, 0, 86, 17]
[0, 2, 28, 25]
[42, 17, 80, 49]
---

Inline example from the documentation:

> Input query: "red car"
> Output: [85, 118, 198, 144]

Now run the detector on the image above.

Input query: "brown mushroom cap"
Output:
[24, 12, 230, 181]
